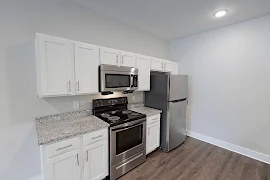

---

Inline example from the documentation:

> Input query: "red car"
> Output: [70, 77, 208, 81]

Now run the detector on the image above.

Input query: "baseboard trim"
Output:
[187, 130, 270, 165]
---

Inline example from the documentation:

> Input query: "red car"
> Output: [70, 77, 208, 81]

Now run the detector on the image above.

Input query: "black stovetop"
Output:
[95, 109, 146, 126]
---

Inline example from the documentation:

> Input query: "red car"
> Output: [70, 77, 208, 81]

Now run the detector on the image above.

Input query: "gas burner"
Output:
[131, 113, 139, 116]
[101, 113, 110, 118]
[111, 111, 117, 114]
[122, 110, 131, 114]
[108, 116, 120, 121]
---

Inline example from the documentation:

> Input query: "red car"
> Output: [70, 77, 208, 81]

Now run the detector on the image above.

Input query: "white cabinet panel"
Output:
[120, 51, 136, 67]
[172, 62, 179, 75]
[100, 47, 120, 66]
[44, 149, 80, 180]
[84, 140, 108, 180]
[163, 60, 173, 72]
[151, 58, 163, 71]
[146, 121, 160, 155]
[74, 43, 99, 95]
[136, 55, 151, 91]
[36, 34, 73, 97]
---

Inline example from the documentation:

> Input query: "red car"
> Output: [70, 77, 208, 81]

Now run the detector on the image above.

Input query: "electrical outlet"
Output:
[73, 101, 80, 110]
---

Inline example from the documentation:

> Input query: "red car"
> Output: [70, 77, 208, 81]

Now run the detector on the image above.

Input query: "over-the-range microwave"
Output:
[99, 64, 138, 92]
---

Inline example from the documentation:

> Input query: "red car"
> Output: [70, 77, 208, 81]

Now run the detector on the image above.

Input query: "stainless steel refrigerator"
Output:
[145, 74, 188, 152]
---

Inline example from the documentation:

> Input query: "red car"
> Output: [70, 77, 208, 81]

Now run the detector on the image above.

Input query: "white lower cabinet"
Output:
[40, 129, 108, 180]
[84, 140, 108, 180]
[146, 114, 161, 155]
[44, 149, 80, 180]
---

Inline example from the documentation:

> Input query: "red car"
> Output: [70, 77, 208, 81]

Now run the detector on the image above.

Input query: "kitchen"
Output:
[1, 1, 270, 180]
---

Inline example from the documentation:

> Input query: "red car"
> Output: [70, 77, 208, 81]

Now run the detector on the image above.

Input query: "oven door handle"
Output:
[111, 120, 145, 132]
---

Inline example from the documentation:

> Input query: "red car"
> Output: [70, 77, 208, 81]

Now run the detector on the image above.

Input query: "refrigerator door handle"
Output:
[170, 98, 187, 103]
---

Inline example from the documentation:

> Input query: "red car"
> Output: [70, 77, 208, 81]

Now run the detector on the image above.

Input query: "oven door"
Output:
[110, 119, 146, 165]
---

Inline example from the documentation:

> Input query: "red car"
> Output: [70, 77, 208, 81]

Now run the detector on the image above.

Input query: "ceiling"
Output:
[68, 0, 270, 40]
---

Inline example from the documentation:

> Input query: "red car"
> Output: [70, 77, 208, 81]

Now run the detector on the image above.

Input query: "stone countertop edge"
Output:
[129, 105, 162, 117]
[35, 110, 109, 146]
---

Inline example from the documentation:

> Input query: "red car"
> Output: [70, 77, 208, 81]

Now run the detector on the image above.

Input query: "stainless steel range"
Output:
[93, 97, 146, 180]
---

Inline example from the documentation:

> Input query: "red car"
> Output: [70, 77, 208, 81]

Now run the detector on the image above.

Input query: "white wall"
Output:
[170, 15, 270, 158]
[0, 1, 169, 180]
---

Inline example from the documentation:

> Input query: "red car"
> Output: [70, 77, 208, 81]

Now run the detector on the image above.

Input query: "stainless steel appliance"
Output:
[93, 97, 146, 180]
[145, 74, 188, 152]
[99, 65, 138, 92]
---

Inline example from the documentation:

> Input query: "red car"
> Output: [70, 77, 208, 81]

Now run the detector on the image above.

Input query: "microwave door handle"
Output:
[130, 75, 134, 88]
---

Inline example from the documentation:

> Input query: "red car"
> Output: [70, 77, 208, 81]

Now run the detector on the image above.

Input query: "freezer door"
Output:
[169, 75, 188, 101]
[168, 99, 187, 151]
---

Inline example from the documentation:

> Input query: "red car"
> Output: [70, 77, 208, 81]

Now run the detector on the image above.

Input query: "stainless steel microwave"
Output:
[99, 65, 138, 92]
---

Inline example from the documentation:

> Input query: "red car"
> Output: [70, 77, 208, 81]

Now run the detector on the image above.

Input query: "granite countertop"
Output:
[129, 103, 162, 117]
[35, 110, 109, 145]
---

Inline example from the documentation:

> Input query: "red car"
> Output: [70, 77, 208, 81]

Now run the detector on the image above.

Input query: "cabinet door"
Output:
[84, 139, 108, 180]
[74, 43, 99, 95]
[36, 34, 73, 97]
[172, 62, 179, 75]
[146, 122, 160, 155]
[120, 51, 136, 67]
[136, 55, 151, 91]
[151, 58, 163, 71]
[163, 60, 173, 72]
[44, 149, 80, 180]
[100, 47, 120, 66]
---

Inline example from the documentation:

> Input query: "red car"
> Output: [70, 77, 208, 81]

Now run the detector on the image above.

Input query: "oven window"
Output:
[105, 74, 130, 88]
[116, 125, 143, 155]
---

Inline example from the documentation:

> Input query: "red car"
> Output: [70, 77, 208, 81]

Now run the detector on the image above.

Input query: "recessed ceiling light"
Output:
[214, 10, 228, 18]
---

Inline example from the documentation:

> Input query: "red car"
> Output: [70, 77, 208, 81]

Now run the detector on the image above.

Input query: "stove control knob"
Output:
[121, 98, 127, 104]
[95, 100, 103, 107]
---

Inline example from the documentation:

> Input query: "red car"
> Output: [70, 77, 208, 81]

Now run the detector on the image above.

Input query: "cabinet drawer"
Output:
[147, 114, 161, 125]
[44, 137, 80, 159]
[83, 128, 108, 146]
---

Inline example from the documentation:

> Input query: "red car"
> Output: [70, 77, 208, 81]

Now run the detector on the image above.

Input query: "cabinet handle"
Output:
[91, 135, 103, 140]
[56, 144, 72, 151]
[77, 81, 80, 91]
[116, 54, 118, 64]
[161, 63, 164, 69]
[85, 151, 88, 162]
[67, 81, 71, 92]
[122, 56, 124, 64]
[76, 154, 79, 166]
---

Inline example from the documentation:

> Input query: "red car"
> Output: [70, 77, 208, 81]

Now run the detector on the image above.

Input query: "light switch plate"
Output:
[73, 101, 80, 110]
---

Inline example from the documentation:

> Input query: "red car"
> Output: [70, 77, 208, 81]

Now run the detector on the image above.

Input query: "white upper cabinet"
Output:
[74, 43, 99, 95]
[151, 58, 164, 71]
[44, 149, 80, 180]
[163, 60, 173, 72]
[136, 55, 151, 91]
[36, 34, 73, 97]
[120, 51, 136, 67]
[151, 58, 174, 73]
[100, 47, 120, 66]
[172, 62, 179, 75]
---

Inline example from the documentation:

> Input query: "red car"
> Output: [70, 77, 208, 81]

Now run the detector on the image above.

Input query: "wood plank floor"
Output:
[120, 137, 270, 180]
